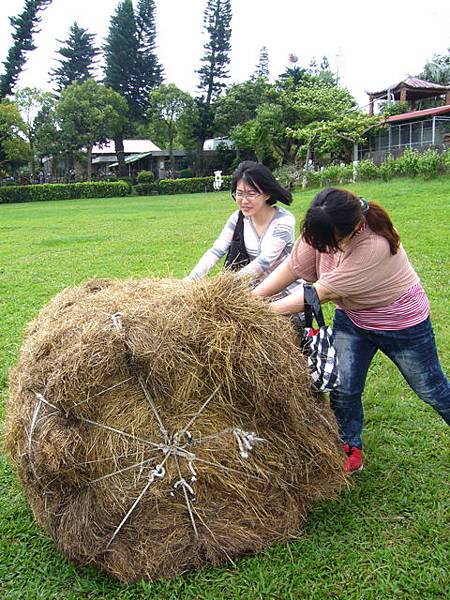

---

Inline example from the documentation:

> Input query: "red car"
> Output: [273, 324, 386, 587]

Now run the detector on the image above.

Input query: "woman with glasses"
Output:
[253, 187, 450, 473]
[187, 161, 301, 294]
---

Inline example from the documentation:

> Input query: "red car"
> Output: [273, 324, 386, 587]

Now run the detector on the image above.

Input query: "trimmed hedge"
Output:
[0, 181, 130, 204]
[134, 175, 232, 196]
[158, 175, 232, 195]
[135, 183, 158, 196]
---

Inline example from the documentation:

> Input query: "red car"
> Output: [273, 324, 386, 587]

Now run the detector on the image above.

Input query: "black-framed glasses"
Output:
[232, 190, 262, 201]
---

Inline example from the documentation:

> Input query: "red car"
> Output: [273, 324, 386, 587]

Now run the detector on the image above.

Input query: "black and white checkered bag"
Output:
[302, 284, 339, 393]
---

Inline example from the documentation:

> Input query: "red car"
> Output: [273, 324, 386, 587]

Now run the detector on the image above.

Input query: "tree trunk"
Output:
[114, 134, 127, 177]
[87, 144, 93, 181]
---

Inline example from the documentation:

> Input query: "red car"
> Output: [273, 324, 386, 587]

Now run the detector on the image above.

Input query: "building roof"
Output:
[92, 139, 161, 155]
[367, 77, 449, 98]
[386, 104, 450, 123]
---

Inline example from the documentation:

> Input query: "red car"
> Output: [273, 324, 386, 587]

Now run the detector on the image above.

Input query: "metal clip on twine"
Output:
[31, 378, 266, 547]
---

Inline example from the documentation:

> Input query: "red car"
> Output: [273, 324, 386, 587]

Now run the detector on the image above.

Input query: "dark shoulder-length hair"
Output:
[301, 187, 400, 254]
[231, 161, 293, 205]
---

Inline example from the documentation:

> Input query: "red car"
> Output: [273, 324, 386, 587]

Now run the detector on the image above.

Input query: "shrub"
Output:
[0, 181, 130, 204]
[178, 168, 193, 178]
[135, 183, 158, 196]
[137, 170, 155, 184]
[117, 175, 134, 188]
[318, 164, 352, 187]
[417, 149, 442, 179]
[157, 176, 231, 195]
[442, 149, 450, 174]
[357, 159, 379, 181]
[395, 148, 420, 177]
[379, 154, 397, 181]
[273, 165, 301, 190]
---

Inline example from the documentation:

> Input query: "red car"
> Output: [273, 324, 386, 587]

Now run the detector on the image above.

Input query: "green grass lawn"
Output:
[0, 177, 449, 599]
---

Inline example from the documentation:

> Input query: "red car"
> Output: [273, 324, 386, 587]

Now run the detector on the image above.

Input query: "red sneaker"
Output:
[342, 444, 363, 473]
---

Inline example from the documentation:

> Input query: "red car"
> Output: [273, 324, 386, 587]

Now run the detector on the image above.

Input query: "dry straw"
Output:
[5, 273, 347, 582]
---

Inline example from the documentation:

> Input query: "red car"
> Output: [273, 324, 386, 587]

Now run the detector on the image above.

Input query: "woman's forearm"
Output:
[253, 259, 298, 298]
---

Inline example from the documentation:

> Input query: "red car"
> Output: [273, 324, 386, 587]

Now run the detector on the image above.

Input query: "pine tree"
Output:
[254, 46, 269, 80]
[0, 0, 52, 99]
[49, 22, 99, 93]
[135, 0, 164, 114]
[197, 0, 232, 105]
[104, 0, 141, 120]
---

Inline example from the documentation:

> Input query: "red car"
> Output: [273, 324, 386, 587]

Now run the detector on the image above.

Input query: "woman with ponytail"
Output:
[253, 187, 449, 473]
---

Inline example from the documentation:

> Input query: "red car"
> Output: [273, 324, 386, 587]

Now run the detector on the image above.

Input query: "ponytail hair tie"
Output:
[359, 197, 369, 214]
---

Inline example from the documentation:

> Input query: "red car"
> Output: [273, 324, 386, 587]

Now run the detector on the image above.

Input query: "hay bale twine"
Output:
[5, 273, 347, 582]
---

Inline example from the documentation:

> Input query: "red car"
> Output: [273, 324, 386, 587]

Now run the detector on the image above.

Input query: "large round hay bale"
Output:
[5, 274, 347, 582]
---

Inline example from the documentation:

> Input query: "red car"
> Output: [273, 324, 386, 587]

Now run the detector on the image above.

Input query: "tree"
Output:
[15, 87, 54, 176]
[104, 0, 141, 119]
[213, 77, 275, 135]
[49, 22, 99, 93]
[230, 79, 358, 166]
[103, 0, 140, 176]
[419, 48, 450, 85]
[253, 46, 269, 80]
[197, 0, 232, 105]
[57, 79, 128, 180]
[0, 0, 52, 99]
[0, 99, 30, 172]
[135, 0, 164, 114]
[147, 84, 193, 175]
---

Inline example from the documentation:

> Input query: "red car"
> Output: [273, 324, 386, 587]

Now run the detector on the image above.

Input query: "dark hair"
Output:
[302, 187, 400, 254]
[231, 161, 292, 205]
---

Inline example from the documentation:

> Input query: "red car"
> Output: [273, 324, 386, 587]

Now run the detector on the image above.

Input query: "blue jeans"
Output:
[330, 310, 450, 449]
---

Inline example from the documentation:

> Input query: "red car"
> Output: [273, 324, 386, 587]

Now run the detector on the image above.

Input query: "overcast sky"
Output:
[1, 0, 449, 109]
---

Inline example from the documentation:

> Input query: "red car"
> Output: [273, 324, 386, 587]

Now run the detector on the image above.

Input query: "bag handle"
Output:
[303, 284, 326, 329]
[232, 210, 244, 241]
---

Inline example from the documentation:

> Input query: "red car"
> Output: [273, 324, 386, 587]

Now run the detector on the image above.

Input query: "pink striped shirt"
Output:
[338, 282, 430, 330]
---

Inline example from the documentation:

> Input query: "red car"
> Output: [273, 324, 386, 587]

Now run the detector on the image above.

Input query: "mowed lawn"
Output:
[0, 177, 449, 599]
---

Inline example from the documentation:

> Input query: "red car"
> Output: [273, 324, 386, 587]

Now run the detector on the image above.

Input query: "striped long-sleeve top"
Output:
[188, 206, 296, 282]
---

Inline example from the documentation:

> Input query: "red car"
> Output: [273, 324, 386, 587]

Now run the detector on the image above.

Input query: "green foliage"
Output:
[104, 0, 141, 119]
[147, 84, 193, 159]
[379, 101, 410, 117]
[157, 175, 231, 195]
[14, 87, 55, 175]
[416, 149, 443, 178]
[273, 164, 302, 191]
[104, 0, 162, 122]
[179, 168, 193, 178]
[0, 181, 129, 203]
[56, 79, 128, 179]
[379, 154, 398, 181]
[418, 48, 450, 85]
[49, 22, 100, 93]
[135, 0, 164, 108]
[253, 46, 269, 80]
[357, 159, 379, 180]
[0, 99, 30, 170]
[214, 77, 274, 135]
[197, 0, 232, 104]
[135, 182, 158, 195]
[394, 148, 420, 177]
[0, 0, 52, 98]
[137, 170, 155, 184]
[320, 163, 353, 186]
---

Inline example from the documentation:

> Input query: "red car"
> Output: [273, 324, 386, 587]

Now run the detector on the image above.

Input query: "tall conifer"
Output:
[253, 46, 269, 80]
[0, 0, 52, 98]
[104, 0, 141, 120]
[197, 0, 232, 105]
[135, 0, 164, 114]
[49, 23, 99, 93]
